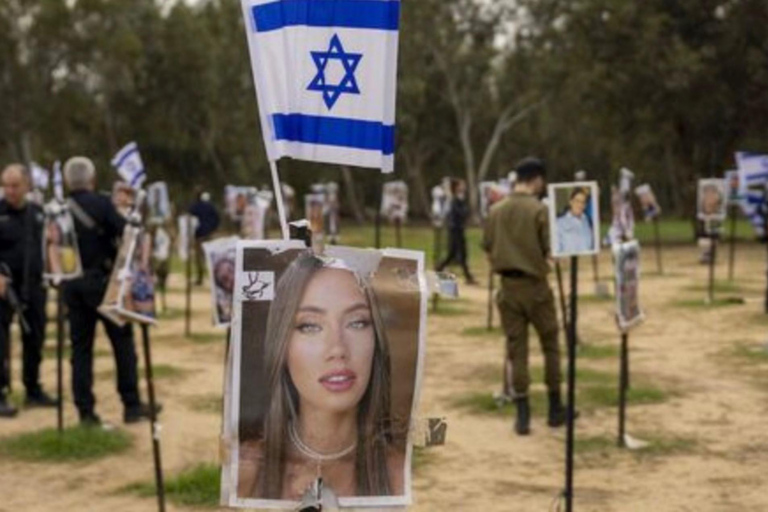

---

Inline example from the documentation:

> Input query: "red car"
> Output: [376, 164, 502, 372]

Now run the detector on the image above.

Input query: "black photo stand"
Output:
[617, 331, 629, 447]
[563, 256, 579, 512]
[184, 216, 193, 338]
[140, 323, 166, 512]
[653, 217, 663, 275]
[56, 284, 65, 433]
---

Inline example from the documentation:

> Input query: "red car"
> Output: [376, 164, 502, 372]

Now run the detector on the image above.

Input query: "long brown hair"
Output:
[259, 252, 393, 498]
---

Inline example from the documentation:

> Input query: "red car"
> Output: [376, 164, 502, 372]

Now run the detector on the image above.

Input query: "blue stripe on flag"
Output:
[130, 170, 146, 187]
[253, 0, 400, 33]
[272, 113, 395, 155]
[746, 172, 768, 182]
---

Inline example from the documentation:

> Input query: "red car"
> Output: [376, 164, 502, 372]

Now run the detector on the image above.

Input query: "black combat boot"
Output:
[514, 397, 531, 436]
[548, 390, 568, 427]
[0, 392, 18, 418]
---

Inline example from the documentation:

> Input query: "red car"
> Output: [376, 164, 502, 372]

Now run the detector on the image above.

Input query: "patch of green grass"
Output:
[684, 281, 743, 294]
[461, 326, 505, 338]
[158, 308, 186, 321]
[412, 446, 433, 474]
[188, 332, 227, 344]
[574, 435, 617, 454]
[430, 302, 471, 317]
[0, 426, 132, 462]
[575, 433, 698, 459]
[730, 343, 768, 365]
[122, 463, 220, 508]
[448, 390, 547, 417]
[671, 298, 745, 309]
[581, 385, 669, 409]
[185, 394, 223, 414]
[578, 344, 619, 360]
[579, 293, 614, 304]
[98, 364, 188, 382]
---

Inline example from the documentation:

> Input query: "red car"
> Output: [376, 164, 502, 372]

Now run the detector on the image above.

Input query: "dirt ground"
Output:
[2, 243, 768, 511]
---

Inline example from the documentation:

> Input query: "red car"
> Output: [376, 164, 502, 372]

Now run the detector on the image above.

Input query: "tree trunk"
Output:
[341, 166, 365, 224]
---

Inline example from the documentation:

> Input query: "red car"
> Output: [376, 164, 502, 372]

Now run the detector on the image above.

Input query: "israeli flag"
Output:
[30, 162, 50, 191]
[240, 0, 401, 173]
[736, 152, 768, 185]
[53, 161, 64, 202]
[111, 142, 147, 188]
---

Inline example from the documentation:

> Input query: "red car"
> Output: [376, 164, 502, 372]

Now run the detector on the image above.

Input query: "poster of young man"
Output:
[697, 179, 728, 222]
[42, 201, 83, 282]
[221, 241, 427, 509]
[613, 240, 644, 331]
[634, 184, 662, 221]
[147, 182, 171, 224]
[203, 236, 238, 327]
[380, 181, 409, 223]
[549, 182, 601, 257]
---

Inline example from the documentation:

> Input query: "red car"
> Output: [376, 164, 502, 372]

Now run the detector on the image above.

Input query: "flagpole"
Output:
[269, 160, 290, 240]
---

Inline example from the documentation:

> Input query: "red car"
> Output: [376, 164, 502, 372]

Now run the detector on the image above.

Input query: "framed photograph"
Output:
[724, 170, 743, 206]
[548, 181, 600, 258]
[203, 236, 238, 327]
[430, 182, 449, 228]
[613, 240, 644, 331]
[221, 242, 427, 509]
[147, 182, 171, 223]
[634, 184, 661, 221]
[226, 186, 259, 222]
[478, 181, 510, 219]
[380, 181, 409, 223]
[241, 194, 271, 241]
[697, 179, 728, 222]
[176, 214, 198, 261]
[42, 202, 83, 282]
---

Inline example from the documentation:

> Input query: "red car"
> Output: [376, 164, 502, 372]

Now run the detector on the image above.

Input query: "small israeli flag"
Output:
[240, 0, 401, 173]
[53, 161, 64, 202]
[736, 152, 768, 185]
[111, 142, 147, 188]
[30, 162, 50, 191]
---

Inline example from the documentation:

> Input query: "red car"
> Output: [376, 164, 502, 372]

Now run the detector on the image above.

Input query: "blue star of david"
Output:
[307, 34, 363, 110]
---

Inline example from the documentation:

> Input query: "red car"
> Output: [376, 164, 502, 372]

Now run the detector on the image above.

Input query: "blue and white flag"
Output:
[736, 152, 768, 186]
[30, 162, 50, 191]
[111, 142, 147, 188]
[240, 0, 401, 173]
[53, 161, 64, 202]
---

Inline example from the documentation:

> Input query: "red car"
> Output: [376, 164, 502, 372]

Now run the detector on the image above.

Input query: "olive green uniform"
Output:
[483, 192, 561, 397]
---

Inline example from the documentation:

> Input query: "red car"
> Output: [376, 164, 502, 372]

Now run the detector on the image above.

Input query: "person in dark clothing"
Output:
[62, 156, 156, 426]
[436, 179, 477, 284]
[189, 190, 220, 285]
[0, 164, 57, 417]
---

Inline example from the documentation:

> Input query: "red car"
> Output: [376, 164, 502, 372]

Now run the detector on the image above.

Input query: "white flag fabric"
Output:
[30, 162, 50, 191]
[736, 152, 768, 185]
[53, 161, 64, 202]
[111, 142, 147, 189]
[240, 0, 401, 172]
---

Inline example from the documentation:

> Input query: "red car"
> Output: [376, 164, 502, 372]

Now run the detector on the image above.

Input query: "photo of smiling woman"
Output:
[228, 243, 423, 508]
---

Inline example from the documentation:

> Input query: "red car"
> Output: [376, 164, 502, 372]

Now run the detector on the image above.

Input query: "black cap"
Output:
[515, 157, 546, 182]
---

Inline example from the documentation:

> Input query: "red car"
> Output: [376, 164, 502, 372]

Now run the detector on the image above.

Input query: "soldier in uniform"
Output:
[0, 164, 57, 417]
[483, 157, 567, 435]
[62, 157, 156, 425]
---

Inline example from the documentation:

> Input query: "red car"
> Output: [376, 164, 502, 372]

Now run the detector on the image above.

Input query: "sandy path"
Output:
[2, 244, 768, 511]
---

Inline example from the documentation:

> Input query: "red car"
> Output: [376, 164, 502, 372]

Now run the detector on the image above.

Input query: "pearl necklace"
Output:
[288, 422, 357, 463]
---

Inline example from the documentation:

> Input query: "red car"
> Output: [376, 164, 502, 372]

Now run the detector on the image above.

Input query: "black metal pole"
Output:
[555, 261, 569, 337]
[653, 217, 663, 275]
[728, 206, 737, 281]
[564, 256, 579, 512]
[764, 200, 768, 314]
[185, 218, 193, 338]
[486, 269, 494, 331]
[617, 332, 628, 448]
[432, 226, 441, 313]
[591, 254, 599, 287]
[375, 179, 382, 250]
[140, 324, 166, 512]
[708, 234, 717, 305]
[56, 285, 65, 433]
[395, 218, 403, 249]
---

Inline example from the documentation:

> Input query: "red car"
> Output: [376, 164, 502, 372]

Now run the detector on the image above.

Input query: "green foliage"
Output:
[0, 427, 132, 462]
[122, 463, 221, 508]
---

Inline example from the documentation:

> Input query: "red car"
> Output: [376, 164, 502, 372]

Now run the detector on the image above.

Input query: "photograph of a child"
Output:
[697, 179, 728, 221]
[549, 182, 600, 257]
[222, 242, 426, 509]
[614, 240, 644, 330]
[204, 237, 238, 327]
[43, 203, 82, 281]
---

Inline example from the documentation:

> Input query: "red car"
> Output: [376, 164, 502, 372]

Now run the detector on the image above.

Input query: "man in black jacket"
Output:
[189, 190, 220, 285]
[62, 156, 155, 426]
[436, 179, 477, 284]
[0, 164, 57, 417]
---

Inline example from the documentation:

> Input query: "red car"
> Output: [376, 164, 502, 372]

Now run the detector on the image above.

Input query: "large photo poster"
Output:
[147, 181, 171, 224]
[380, 181, 409, 223]
[634, 184, 661, 221]
[697, 178, 728, 222]
[221, 241, 427, 509]
[614, 240, 644, 330]
[203, 236, 238, 327]
[548, 182, 600, 258]
[43, 202, 83, 282]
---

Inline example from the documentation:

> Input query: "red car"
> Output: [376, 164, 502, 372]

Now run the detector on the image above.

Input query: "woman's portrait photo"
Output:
[43, 204, 82, 281]
[697, 179, 728, 221]
[147, 181, 171, 223]
[549, 182, 600, 257]
[223, 242, 426, 509]
[203, 237, 238, 327]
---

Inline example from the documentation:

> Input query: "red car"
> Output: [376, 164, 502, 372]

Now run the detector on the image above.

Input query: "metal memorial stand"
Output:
[555, 261, 570, 338]
[394, 218, 403, 249]
[184, 216, 193, 338]
[727, 206, 738, 282]
[617, 331, 629, 447]
[707, 228, 718, 305]
[563, 256, 579, 512]
[56, 284, 65, 433]
[140, 323, 166, 512]
[486, 270, 494, 331]
[653, 217, 663, 275]
[432, 225, 442, 313]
